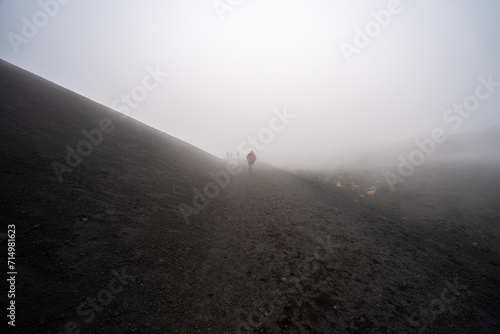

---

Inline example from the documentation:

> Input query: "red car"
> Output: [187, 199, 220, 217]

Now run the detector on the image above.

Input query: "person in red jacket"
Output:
[246, 151, 257, 174]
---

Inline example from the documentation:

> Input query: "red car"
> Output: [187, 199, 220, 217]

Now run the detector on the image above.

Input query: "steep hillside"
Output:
[0, 59, 229, 332]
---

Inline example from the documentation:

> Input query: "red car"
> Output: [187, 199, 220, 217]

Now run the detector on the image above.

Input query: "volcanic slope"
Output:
[0, 60, 498, 333]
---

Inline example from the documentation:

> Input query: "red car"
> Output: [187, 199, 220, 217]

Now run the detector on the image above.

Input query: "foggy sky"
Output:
[1, 0, 499, 167]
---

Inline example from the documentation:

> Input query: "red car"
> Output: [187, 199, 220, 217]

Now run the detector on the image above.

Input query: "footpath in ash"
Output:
[185, 161, 486, 333]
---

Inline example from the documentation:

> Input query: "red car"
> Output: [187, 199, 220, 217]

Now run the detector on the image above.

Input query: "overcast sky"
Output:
[1, 0, 499, 165]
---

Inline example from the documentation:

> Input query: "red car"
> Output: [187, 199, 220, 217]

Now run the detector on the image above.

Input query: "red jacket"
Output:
[246, 151, 257, 163]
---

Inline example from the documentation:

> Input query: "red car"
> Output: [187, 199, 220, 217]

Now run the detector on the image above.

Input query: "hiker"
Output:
[246, 151, 257, 174]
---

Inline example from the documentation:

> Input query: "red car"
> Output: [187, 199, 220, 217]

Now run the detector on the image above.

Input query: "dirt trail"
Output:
[3, 158, 498, 334]
[172, 161, 498, 333]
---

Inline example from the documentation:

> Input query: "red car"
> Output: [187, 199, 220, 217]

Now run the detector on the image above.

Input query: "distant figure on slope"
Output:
[246, 151, 257, 174]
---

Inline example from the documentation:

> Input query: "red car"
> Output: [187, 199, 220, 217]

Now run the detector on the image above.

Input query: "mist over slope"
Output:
[0, 58, 224, 198]
[271, 125, 500, 171]
[0, 59, 232, 331]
